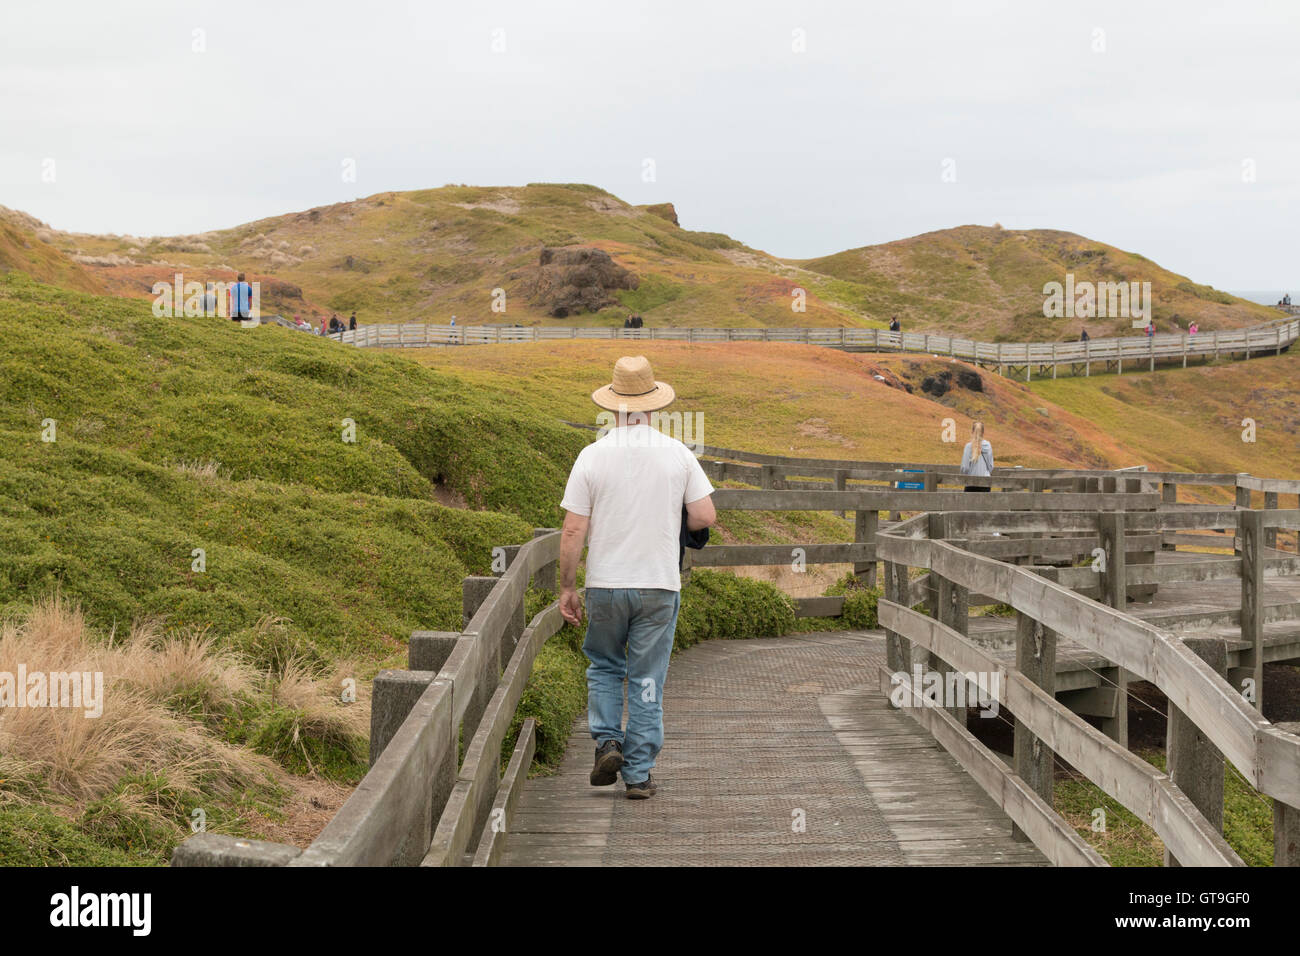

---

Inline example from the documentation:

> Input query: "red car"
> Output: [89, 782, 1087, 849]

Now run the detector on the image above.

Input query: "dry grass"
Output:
[0, 594, 377, 860]
[175, 458, 222, 480]
[261, 658, 369, 776]
[0, 595, 274, 807]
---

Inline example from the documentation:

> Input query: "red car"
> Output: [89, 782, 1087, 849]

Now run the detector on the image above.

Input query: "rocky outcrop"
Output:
[643, 203, 679, 226]
[521, 247, 638, 317]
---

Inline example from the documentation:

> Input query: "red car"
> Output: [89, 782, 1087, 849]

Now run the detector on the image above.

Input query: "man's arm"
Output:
[684, 494, 716, 532]
[559, 510, 589, 625]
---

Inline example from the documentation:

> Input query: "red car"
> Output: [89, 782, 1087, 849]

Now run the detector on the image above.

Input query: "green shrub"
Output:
[507, 632, 588, 771]
[674, 570, 796, 650]
[245, 704, 369, 782]
[77, 773, 195, 863]
[0, 805, 136, 866]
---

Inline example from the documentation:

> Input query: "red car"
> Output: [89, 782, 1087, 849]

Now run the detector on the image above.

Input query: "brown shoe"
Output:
[624, 775, 657, 799]
[590, 740, 623, 786]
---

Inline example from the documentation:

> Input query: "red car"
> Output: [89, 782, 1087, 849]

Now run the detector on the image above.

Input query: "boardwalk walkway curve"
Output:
[331, 315, 1300, 380]
[171, 445, 1300, 868]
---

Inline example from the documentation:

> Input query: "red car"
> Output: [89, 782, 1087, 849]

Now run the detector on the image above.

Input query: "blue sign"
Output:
[896, 468, 925, 490]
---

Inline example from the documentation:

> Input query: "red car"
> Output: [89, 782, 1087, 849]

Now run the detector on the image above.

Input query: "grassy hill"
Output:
[412, 338, 1300, 494]
[794, 225, 1281, 340]
[0, 272, 600, 863]
[13, 185, 857, 329]
[4, 185, 1275, 336]
[0, 207, 104, 295]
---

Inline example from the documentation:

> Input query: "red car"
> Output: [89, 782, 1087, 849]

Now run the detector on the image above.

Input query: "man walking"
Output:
[559, 356, 716, 799]
[228, 273, 255, 322]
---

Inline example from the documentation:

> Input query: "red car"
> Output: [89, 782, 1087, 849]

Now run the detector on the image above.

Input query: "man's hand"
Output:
[560, 587, 584, 626]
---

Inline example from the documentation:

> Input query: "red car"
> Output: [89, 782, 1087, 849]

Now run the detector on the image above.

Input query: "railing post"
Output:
[1264, 492, 1279, 550]
[462, 575, 501, 740]
[1233, 509, 1265, 711]
[369, 669, 436, 766]
[1234, 476, 1252, 556]
[1161, 481, 1178, 550]
[759, 464, 777, 490]
[1127, 476, 1157, 602]
[409, 630, 459, 672]
[853, 507, 878, 588]
[1275, 722, 1300, 866]
[833, 468, 847, 518]
[1097, 511, 1129, 748]
[883, 559, 911, 685]
[1012, 609, 1056, 842]
[1164, 637, 1228, 867]
[926, 513, 966, 725]
[532, 528, 558, 593]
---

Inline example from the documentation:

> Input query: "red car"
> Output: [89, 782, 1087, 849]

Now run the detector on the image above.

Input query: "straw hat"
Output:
[591, 355, 676, 413]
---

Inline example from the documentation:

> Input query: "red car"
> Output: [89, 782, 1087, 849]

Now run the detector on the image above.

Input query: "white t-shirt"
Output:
[560, 426, 714, 592]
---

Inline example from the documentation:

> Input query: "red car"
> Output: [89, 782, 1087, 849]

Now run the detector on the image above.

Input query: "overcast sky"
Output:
[2, 0, 1296, 288]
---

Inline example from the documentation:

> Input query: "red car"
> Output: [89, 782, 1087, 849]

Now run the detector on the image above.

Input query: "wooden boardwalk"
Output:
[339, 316, 1299, 380]
[969, 552, 1300, 679]
[499, 632, 1046, 866]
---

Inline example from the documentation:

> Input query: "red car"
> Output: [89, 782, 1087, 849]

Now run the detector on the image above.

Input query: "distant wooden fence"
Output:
[170, 443, 1300, 868]
[333, 316, 1300, 379]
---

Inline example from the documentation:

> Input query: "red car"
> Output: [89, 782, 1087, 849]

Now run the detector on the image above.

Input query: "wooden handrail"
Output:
[878, 600, 1242, 866]
[333, 316, 1300, 375]
[875, 526, 1300, 807]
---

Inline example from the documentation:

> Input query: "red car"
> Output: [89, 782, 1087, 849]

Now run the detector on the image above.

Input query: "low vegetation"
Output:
[1055, 751, 1276, 866]
[0, 595, 361, 865]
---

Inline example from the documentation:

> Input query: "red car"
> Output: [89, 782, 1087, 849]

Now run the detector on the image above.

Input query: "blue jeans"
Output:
[583, 588, 680, 784]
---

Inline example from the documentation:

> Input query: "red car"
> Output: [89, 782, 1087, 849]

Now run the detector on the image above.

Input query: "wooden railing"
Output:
[334, 316, 1299, 378]
[170, 444, 1300, 868]
[875, 505, 1300, 867]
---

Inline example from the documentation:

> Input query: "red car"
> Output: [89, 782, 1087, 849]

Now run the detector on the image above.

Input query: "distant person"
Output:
[228, 273, 254, 321]
[1188, 321, 1199, 336]
[349, 312, 357, 331]
[960, 421, 993, 492]
[1284, 294, 1292, 306]
[624, 315, 634, 329]
[450, 315, 457, 327]
[328, 315, 339, 334]
[889, 316, 900, 332]
[319, 315, 327, 335]
[1079, 328, 1090, 342]
[1145, 322, 1154, 337]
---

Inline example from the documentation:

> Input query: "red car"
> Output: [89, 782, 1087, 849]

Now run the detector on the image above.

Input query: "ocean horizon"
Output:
[1227, 290, 1296, 305]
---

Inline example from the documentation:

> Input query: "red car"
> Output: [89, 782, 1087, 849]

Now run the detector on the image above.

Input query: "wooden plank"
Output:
[878, 663, 1105, 866]
[425, 603, 564, 866]
[472, 719, 537, 867]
